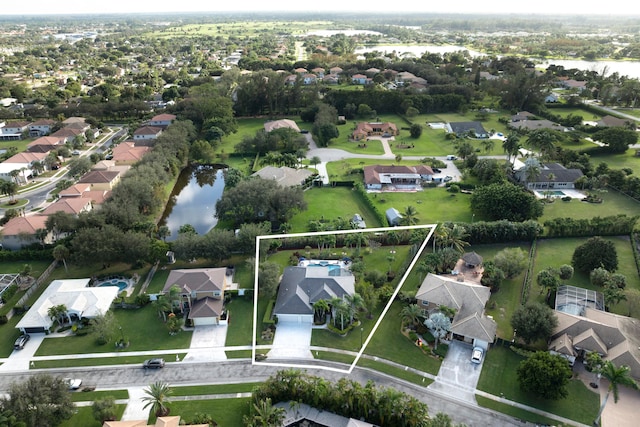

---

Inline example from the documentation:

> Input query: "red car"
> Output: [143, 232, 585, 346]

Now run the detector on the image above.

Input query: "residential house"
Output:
[103, 416, 208, 427]
[597, 115, 634, 128]
[42, 197, 93, 216]
[51, 126, 84, 141]
[273, 264, 355, 324]
[447, 121, 489, 138]
[162, 268, 229, 326]
[545, 94, 560, 103]
[365, 67, 381, 76]
[133, 126, 163, 141]
[16, 279, 119, 334]
[111, 141, 151, 165]
[385, 207, 403, 226]
[416, 273, 497, 350]
[559, 78, 587, 92]
[284, 74, 298, 85]
[27, 136, 64, 153]
[396, 71, 427, 86]
[0, 162, 32, 184]
[329, 66, 343, 75]
[58, 183, 111, 206]
[363, 165, 434, 191]
[77, 170, 121, 191]
[511, 111, 536, 122]
[62, 117, 86, 126]
[0, 215, 52, 250]
[263, 119, 300, 133]
[509, 119, 568, 132]
[516, 161, 583, 190]
[148, 113, 176, 128]
[352, 122, 399, 141]
[294, 67, 308, 74]
[302, 73, 317, 85]
[29, 119, 55, 137]
[3, 151, 48, 172]
[550, 286, 640, 379]
[351, 74, 368, 85]
[252, 166, 314, 187]
[0, 120, 30, 140]
[311, 67, 325, 78]
[322, 74, 339, 85]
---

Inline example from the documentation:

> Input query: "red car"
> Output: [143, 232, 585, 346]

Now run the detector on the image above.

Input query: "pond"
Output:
[159, 165, 225, 241]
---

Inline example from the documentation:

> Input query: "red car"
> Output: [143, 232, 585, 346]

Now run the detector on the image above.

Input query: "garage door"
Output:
[278, 314, 312, 324]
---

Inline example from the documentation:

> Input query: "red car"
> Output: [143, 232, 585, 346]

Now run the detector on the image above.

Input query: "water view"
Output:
[159, 165, 225, 240]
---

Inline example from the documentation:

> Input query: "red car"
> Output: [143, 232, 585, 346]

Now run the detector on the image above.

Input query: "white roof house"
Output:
[16, 279, 119, 333]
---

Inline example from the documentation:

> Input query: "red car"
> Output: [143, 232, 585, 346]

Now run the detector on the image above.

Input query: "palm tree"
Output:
[246, 397, 286, 427]
[153, 297, 171, 322]
[345, 292, 365, 320]
[400, 205, 419, 225]
[168, 284, 182, 313]
[441, 224, 469, 253]
[142, 382, 172, 418]
[502, 133, 521, 164]
[331, 297, 353, 331]
[53, 244, 70, 272]
[594, 361, 639, 426]
[527, 129, 556, 160]
[310, 156, 321, 169]
[481, 138, 495, 154]
[312, 299, 330, 323]
[400, 304, 423, 329]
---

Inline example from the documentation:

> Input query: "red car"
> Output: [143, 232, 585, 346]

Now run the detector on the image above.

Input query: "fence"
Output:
[7, 260, 58, 320]
[520, 238, 538, 305]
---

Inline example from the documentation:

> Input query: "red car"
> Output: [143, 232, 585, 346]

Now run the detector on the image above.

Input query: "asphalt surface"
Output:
[0, 360, 528, 427]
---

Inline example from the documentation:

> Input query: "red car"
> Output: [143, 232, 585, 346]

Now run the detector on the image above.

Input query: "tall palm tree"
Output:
[481, 138, 495, 154]
[53, 244, 70, 272]
[401, 205, 419, 225]
[526, 129, 557, 160]
[442, 224, 469, 253]
[594, 361, 639, 426]
[502, 133, 521, 164]
[153, 297, 172, 322]
[142, 382, 172, 418]
[345, 293, 365, 320]
[312, 299, 330, 323]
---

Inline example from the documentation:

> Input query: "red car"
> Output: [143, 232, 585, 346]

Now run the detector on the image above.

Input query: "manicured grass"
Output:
[476, 395, 567, 426]
[70, 390, 129, 402]
[0, 315, 26, 358]
[226, 350, 253, 358]
[0, 260, 51, 276]
[34, 305, 192, 356]
[172, 382, 261, 396]
[287, 186, 383, 233]
[540, 190, 640, 223]
[148, 398, 250, 426]
[145, 268, 170, 294]
[225, 295, 255, 346]
[532, 236, 640, 315]
[476, 345, 599, 425]
[590, 150, 640, 175]
[32, 353, 186, 369]
[368, 187, 473, 224]
[59, 404, 126, 427]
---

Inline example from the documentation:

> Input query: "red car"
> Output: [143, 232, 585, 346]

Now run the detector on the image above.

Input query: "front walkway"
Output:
[120, 386, 149, 421]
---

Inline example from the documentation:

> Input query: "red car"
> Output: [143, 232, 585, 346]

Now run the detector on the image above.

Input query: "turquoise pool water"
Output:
[548, 190, 566, 196]
[97, 279, 128, 291]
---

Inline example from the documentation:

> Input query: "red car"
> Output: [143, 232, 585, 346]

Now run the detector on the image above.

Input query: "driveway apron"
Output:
[183, 325, 228, 362]
[428, 340, 483, 403]
[268, 322, 313, 359]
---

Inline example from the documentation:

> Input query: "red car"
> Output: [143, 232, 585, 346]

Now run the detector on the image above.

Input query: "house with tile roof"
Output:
[416, 273, 497, 350]
[111, 141, 151, 164]
[597, 115, 634, 128]
[16, 279, 118, 334]
[42, 197, 93, 216]
[263, 119, 300, 133]
[0, 120, 30, 140]
[363, 164, 434, 191]
[352, 122, 398, 141]
[273, 265, 355, 324]
[133, 126, 163, 141]
[0, 215, 52, 250]
[162, 268, 229, 326]
[149, 113, 176, 128]
[29, 119, 55, 137]
[77, 170, 121, 191]
[26, 136, 64, 153]
[252, 166, 314, 187]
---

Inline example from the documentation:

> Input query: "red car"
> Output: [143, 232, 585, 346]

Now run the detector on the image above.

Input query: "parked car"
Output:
[14, 334, 30, 350]
[105, 153, 113, 160]
[432, 168, 442, 173]
[64, 378, 82, 390]
[443, 176, 453, 182]
[446, 155, 458, 160]
[142, 358, 165, 369]
[471, 346, 484, 364]
[71, 150, 81, 156]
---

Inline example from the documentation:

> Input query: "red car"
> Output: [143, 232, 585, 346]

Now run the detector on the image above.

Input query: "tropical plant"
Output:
[400, 304, 423, 329]
[400, 205, 419, 225]
[424, 312, 451, 347]
[153, 296, 172, 322]
[312, 299, 330, 323]
[53, 244, 70, 272]
[244, 397, 286, 427]
[142, 382, 173, 417]
[593, 361, 639, 426]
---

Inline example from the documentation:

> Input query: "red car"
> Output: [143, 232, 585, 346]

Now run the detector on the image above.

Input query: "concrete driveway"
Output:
[268, 322, 313, 360]
[0, 333, 46, 372]
[428, 340, 483, 403]
[183, 325, 228, 362]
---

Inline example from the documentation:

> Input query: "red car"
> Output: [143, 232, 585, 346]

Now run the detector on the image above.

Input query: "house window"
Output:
[213, 291, 221, 297]
[422, 300, 429, 306]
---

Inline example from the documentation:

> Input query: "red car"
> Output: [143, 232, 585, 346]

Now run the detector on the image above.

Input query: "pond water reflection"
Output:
[159, 165, 225, 240]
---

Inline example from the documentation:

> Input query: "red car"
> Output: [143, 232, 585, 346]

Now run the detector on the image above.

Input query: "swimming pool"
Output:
[96, 279, 129, 292]
[547, 190, 566, 196]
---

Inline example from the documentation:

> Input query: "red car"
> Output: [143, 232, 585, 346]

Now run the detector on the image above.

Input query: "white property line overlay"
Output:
[252, 224, 437, 374]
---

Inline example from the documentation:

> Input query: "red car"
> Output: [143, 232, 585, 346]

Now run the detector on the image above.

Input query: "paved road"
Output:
[0, 360, 527, 427]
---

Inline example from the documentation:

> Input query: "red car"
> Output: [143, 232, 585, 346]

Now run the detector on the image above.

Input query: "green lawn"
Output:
[477, 345, 599, 425]
[475, 396, 568, 426]
[288, 186, 383, 233]
[34, 305, 192, 356]
[540, 190, 640, 223]
[70, 390, 129, 402]
[172, 382, 261, 396]
[225, 295, 255, 346]
[59, 404, 126, 427]
[0, 260, 51, 276]
[148, 397, 250, 426]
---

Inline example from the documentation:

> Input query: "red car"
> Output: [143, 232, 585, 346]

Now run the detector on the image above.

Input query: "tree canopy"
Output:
[572, 236, 618, 273]
[471, 182, 543, 222]
[511, 302, 558, 344]
[517, 351, 572, 400]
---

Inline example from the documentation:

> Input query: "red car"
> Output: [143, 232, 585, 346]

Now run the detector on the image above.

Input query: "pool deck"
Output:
[534, 189, 586, 199]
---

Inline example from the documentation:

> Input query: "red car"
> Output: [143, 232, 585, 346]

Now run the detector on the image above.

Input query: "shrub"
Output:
[433, 343, 449, 358]
[0, 314, 7, 325]
[561, 196, 571, 202]
[409, 331, 418, 341]
[447, 184, 460, 193]
[572, 236, 618, 273]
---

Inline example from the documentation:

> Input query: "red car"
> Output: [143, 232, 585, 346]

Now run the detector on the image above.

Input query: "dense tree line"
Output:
[544, 215, 637, 237]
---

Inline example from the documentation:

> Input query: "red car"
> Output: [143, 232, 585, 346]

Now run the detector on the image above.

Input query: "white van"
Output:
[446, 155, 458, 160]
